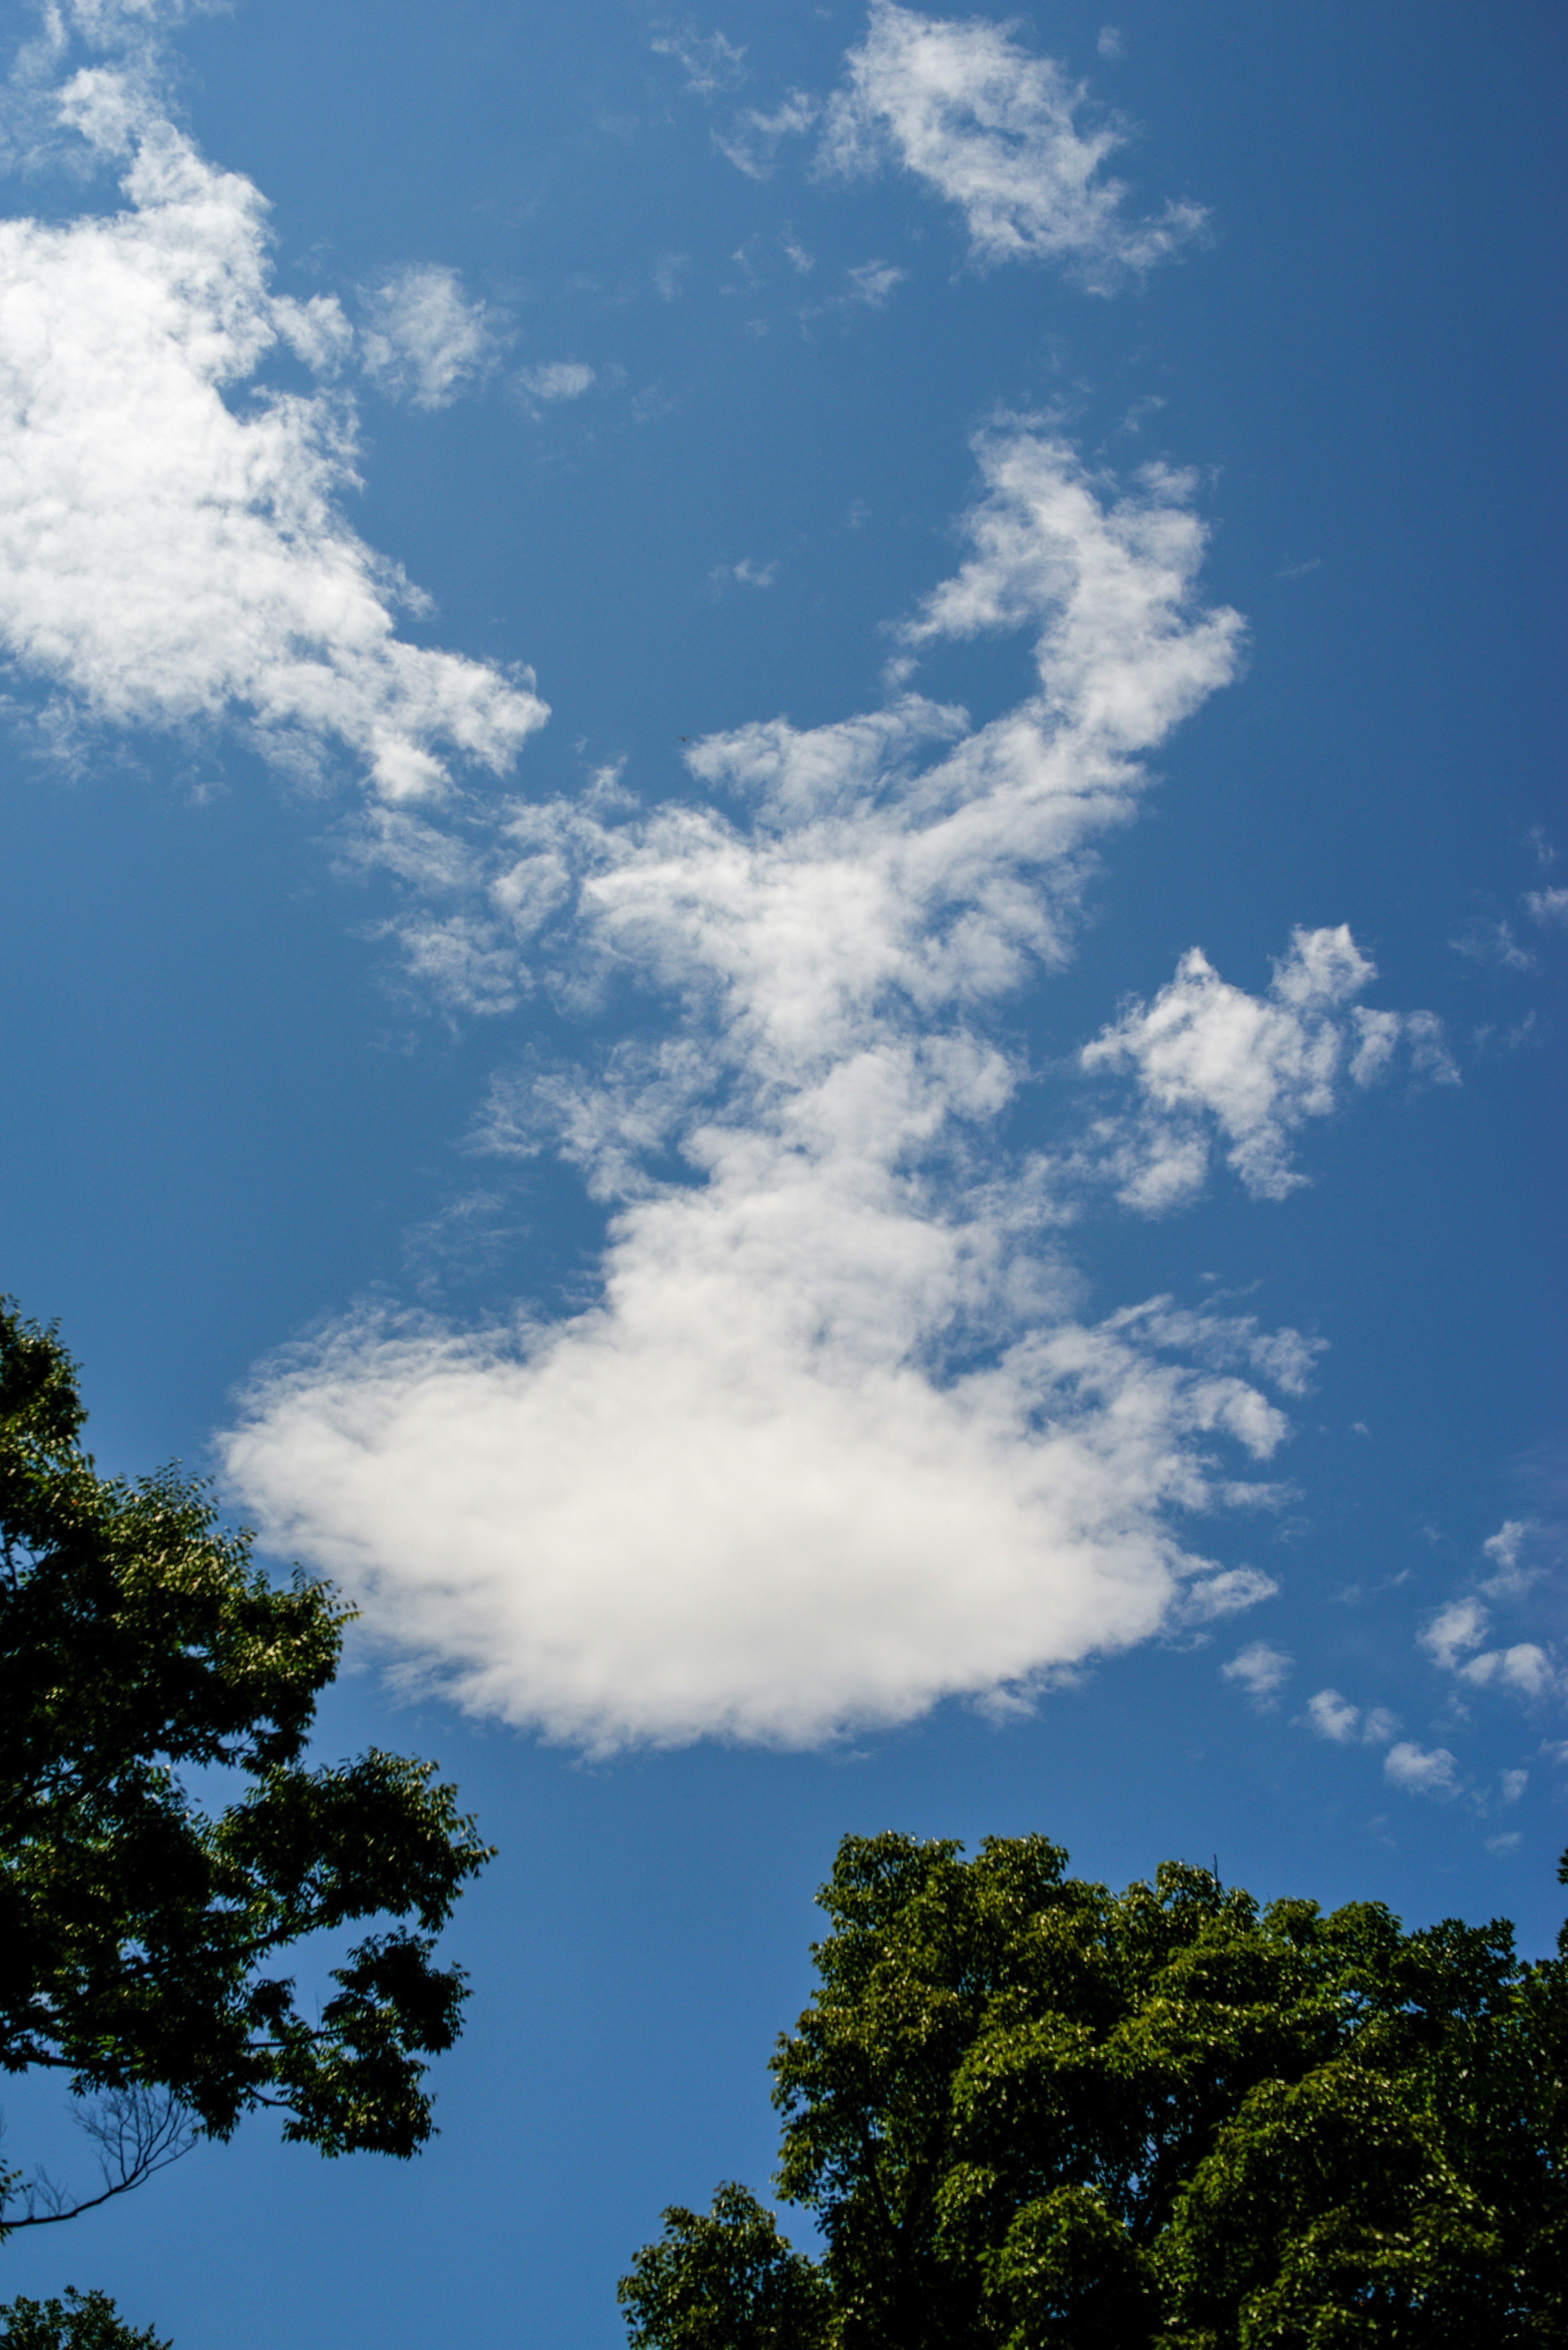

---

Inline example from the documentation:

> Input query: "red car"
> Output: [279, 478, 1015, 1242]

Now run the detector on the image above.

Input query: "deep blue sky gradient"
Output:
[1, 3, 1564, 2341]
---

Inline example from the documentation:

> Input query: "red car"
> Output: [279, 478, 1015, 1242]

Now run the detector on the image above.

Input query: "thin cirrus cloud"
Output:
[1079, 928, 1457, 1208]
[650, 25, 749, 98]
[221, 426, 1315, 1753]
[815, 1, 1208, 287]
[358, 263, 504, 411]
[0, 56, 544, 800]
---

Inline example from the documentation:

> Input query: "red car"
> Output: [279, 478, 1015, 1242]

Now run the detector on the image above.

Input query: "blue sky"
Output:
[0, 0, 1563, 2338]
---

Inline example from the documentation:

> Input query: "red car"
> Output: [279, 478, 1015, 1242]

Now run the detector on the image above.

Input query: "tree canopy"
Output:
[0, 2290, 168, 2349]
[621, 1831, 1568, 2349]
[0, 1299, 492, 2239]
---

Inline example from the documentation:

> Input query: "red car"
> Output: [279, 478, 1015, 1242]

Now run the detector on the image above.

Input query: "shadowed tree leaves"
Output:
[0, 1300, 493, 2234]
[622, 1831, 1568, 2348]
[619, 2184, 833, 2350]
[0, 2289, 169, 2348]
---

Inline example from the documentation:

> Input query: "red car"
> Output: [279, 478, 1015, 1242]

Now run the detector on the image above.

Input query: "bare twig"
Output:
[0, 2088, 198, 2231]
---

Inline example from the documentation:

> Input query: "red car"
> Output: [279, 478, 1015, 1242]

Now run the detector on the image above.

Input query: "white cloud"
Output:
[1421, 1593, 1561, 1705]
[0, 70, 545, 800]
[1480, 1517, 1535, 1596]
[1106, 1298, 1323, 1397]
[515, 360, 596, 406]
[359, 263, 501, 410]
[1526, 885, 1568, 928]
[221, 427, 1303, 1752]
[1384, 1741, 1461, 1797]
[1306, 1688, 1359, 1741]
[1500, 1767, 1528, 1803]
[1080, 928, 1457, 1207]
[1223, 1641, 1291, 1708]
[1303, 1688, 1399, 1745]
[709, 555, 777, 590]
[1420, 1595, 1489, 1672]
[1096, 27, 1125, 63]
[713, 91, 819, 181]
[651, 26, 748, 97]
[1450, 914, 1534, 970]
[1460, 1643, 1556, 1699]
[816, 2, 1206, 289]
[843, 256, 905, 307]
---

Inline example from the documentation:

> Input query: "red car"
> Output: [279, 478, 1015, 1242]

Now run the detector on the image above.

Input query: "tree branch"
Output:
[0, 2088, 198, 2233]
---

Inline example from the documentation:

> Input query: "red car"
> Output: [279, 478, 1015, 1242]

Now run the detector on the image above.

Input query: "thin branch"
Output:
[0, 2087, 198, 2231]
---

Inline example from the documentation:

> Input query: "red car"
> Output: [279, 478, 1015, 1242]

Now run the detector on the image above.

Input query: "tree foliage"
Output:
[0, 2289, 169, 2349]
[621, 1831, 1568, 2348]
[0, 1300, 493, 2236]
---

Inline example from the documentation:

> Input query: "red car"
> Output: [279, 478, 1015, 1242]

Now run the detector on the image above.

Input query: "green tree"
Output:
[619, 2183, 833, 2350]
[0, 1300, 493, 2239]
[0, 2288, 168, 2348]
[622, 1832, 1568, 2348]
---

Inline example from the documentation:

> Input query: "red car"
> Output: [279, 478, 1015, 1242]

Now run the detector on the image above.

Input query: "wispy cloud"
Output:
[1304, 1689, 1398, 1744]
[709, 555, 778, 589]
[650, 25, 748, 98]
[1223, 1640, 1292, 1708]
[514, 359, 596, 409]
[219, 428, 1312, 1753]
[713, 91, 818, 181]
[359, 263, 503, 410]
[1384, 1740, 1461, 1797]
[1080, 928, 1457, 1208]
[1526, 885, 1568, 928]
[1480, 1517, 1536, 1596]
[815, 2, 1207, 289]
[0, 69, 544, 798]
[843, 256, 905, 307]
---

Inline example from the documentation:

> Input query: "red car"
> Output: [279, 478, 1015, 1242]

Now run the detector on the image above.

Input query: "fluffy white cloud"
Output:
[359, 263, 502, 410]
[223, 427, 1307, 1751]
[817, 2, 1206, 288]
[1420, 1594, 1561, 1704]
[1304, 1689, 1398, 1745]
[1526, 885, 1568, 928]
[1080, 928, 1457, 1206]
[1384, 1740, 1461, 1797]
[1223, 1641, 1291, 1708]
[227, 1300, 1291, 1751]
[0, 71, 544, 796]
[1419, 1595, 1489, 1673]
